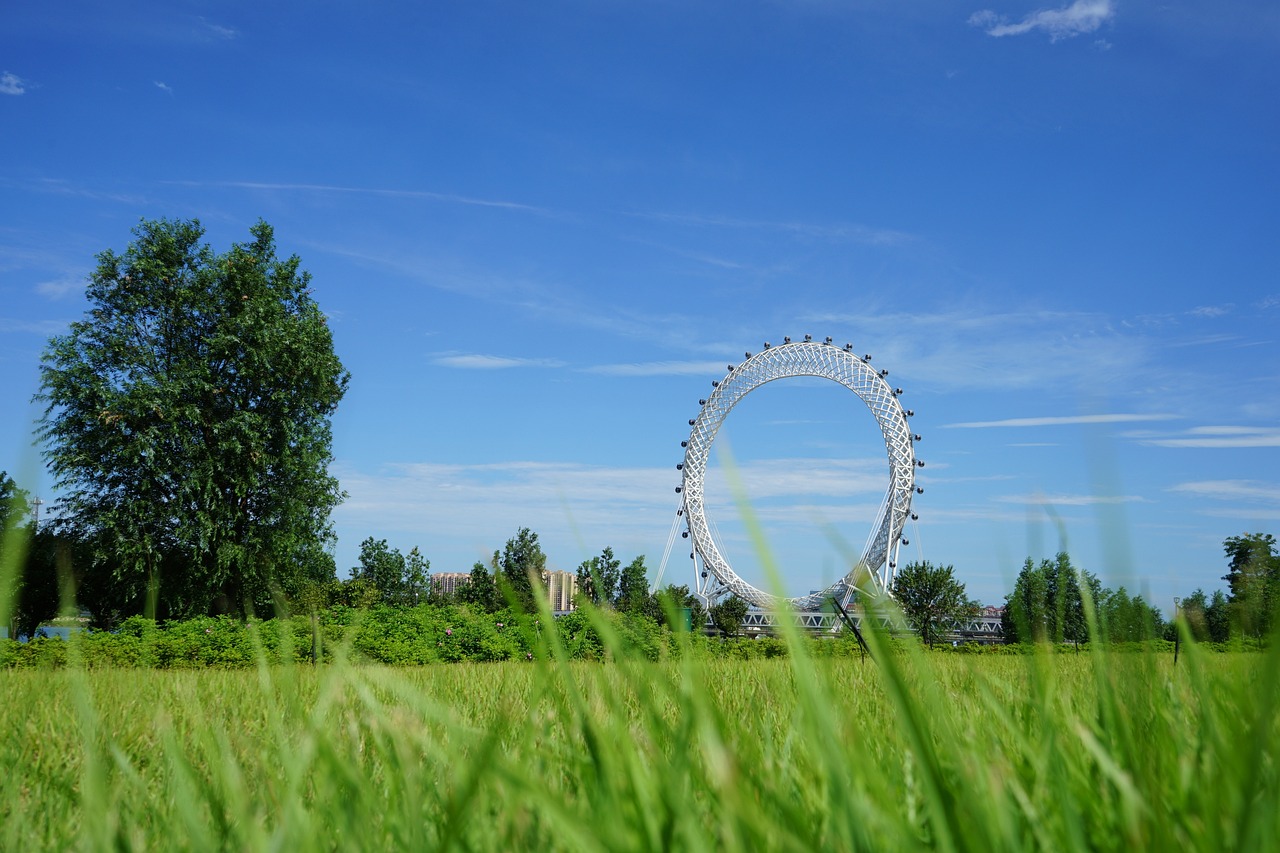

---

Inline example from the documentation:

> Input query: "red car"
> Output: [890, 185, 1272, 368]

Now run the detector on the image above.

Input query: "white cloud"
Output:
[1188, 304, 1232, 318]
[188, 180, 552, 215]
[333, 460, 682, 569]
[198, 17, 238, 39]
[0, 72, 25, 95]
[802, 307, 1154, 393]
[970, 0, 1114, 41]
[35, 276, 82, 299]
[704, 457, 891, 502]
[1169, 480, 1280, 503]
[154, 81, 173, 94]
[431, 353, 564, 370]
[994, 492, 1149, 506]
[632, 211, 913, 247]
[1200, 508, 1280, 521]
[0, 317, 67, 335]
[1141, 426, 1280, 448]
[943, 413, 1179, 429]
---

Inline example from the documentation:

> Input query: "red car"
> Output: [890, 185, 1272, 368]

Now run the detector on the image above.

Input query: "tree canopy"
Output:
[576, 546, 620, 607]
[498, 527, 546, 612]
[1002, 553, 1102, 644]
[890, 561, 978, 647]
[709, 595, 748, 638]
[36, 218, 349, 623]
[352, 538, 430, 607]
[1222, 532, 1280, 638]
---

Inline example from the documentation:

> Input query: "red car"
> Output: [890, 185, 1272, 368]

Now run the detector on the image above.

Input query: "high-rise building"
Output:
[433, 572, 471, 598]
[543, 569, 577, 612]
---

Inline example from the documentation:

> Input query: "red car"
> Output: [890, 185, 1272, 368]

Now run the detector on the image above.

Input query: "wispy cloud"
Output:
[154, 81, 173, 94]
[0, 72, 25, 96]
[702, 457, 891, 502]
[431, 353, 565, 370]
[631, 211, 913, 247]
[23, 178, 151, 205]
[1139, 426, 1280, 448]
[0, 317, 67, 335]
[943, 413, 1180, 429]
[178, 180, 552, 215]
[35, 276, 82, 299]
[332, 456, 890, 573]
[1188, 304, 1232, 318]
[198, 17, 238, 40]
[584, 360, 733, 377]
[333, 460, 681, 568]
[994, 492, 1149, 506]
[1169, 480, 1280, 503]
[969, 0, 1114, 42]
[802, 307, 1153, 393]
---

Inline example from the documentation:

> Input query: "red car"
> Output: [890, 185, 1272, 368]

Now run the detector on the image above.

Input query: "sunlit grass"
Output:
[0, 626, 1275, 850]
[3, 457, 1277, 849]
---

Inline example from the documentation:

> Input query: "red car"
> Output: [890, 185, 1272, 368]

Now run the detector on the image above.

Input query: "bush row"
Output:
[0, 605, 1252, 669]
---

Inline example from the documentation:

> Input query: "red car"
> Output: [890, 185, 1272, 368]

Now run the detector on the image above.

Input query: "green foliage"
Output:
[890, 560, 977, 647]
[575, 545, 620, 607]
[654, 583, 705, 633]
[351, 538, 431, 606]
[1003, 552, 1102, 644]
[1181, 588, 1232, 643]
[2, 616, 1279, 851]
[498, 527, 546, 612]
[457, 561, 499, 612]
[1222, 532, 1280, 638]
[709, 594, 748, 638]
[35, 218, 348, 622]
[0, 471, 33, 635]
[1099, 586, 1166, 642]
[615, 554, 650, 613]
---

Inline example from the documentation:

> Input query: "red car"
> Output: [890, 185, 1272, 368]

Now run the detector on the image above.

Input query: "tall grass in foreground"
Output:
[0, 614, 1277, 851]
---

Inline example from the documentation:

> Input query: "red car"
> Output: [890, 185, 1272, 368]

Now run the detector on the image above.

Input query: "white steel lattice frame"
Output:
[680, 340, 917, 611]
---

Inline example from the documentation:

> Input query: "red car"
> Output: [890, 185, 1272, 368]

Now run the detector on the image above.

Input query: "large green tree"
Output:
[458, 561, 499, 612]
[1221, 532, 1280, 638]
[615, 555, 650, 613]
[498, 527, 547, 612]
[1002, 553, 1101, 644]
[652, 583, 705, 633]
[575, 546, 621, 608]
[350, 538, 430, 606]
[890, 561, 978, 647]
[708, 595, 748, 638]
[1099, 586, 1165, 642]
[36, 219, 349, 622]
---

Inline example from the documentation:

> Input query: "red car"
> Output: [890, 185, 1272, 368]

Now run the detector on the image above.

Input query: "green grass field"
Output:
[1, 624, 1276, 851]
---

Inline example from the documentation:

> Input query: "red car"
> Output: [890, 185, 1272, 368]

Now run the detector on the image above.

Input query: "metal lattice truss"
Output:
[680, 338, 918, 611]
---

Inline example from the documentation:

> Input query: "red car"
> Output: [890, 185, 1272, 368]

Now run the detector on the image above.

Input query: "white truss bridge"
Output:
[732, 610, 1005, 643]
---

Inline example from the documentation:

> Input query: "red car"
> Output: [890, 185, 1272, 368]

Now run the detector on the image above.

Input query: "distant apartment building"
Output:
[543, 569, 577, 612]
[433, 572, 471, 598]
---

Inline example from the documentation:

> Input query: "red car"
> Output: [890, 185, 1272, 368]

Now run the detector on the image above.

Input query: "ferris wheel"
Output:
[675, 336, 921, 611]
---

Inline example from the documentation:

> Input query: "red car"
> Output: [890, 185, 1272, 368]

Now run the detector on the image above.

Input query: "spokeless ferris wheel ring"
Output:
[679, 337, 920, 610]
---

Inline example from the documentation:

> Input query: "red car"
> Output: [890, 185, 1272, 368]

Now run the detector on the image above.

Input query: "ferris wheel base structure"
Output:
[676, 336, 921, 612]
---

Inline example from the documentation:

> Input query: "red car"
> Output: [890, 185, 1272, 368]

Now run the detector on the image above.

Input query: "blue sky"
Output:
[2, 0, 1277, 609]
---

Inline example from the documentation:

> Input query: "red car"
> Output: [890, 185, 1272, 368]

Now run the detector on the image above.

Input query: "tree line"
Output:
[1000, 535, 1280, 646]
[3, 218, 1277, 648]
